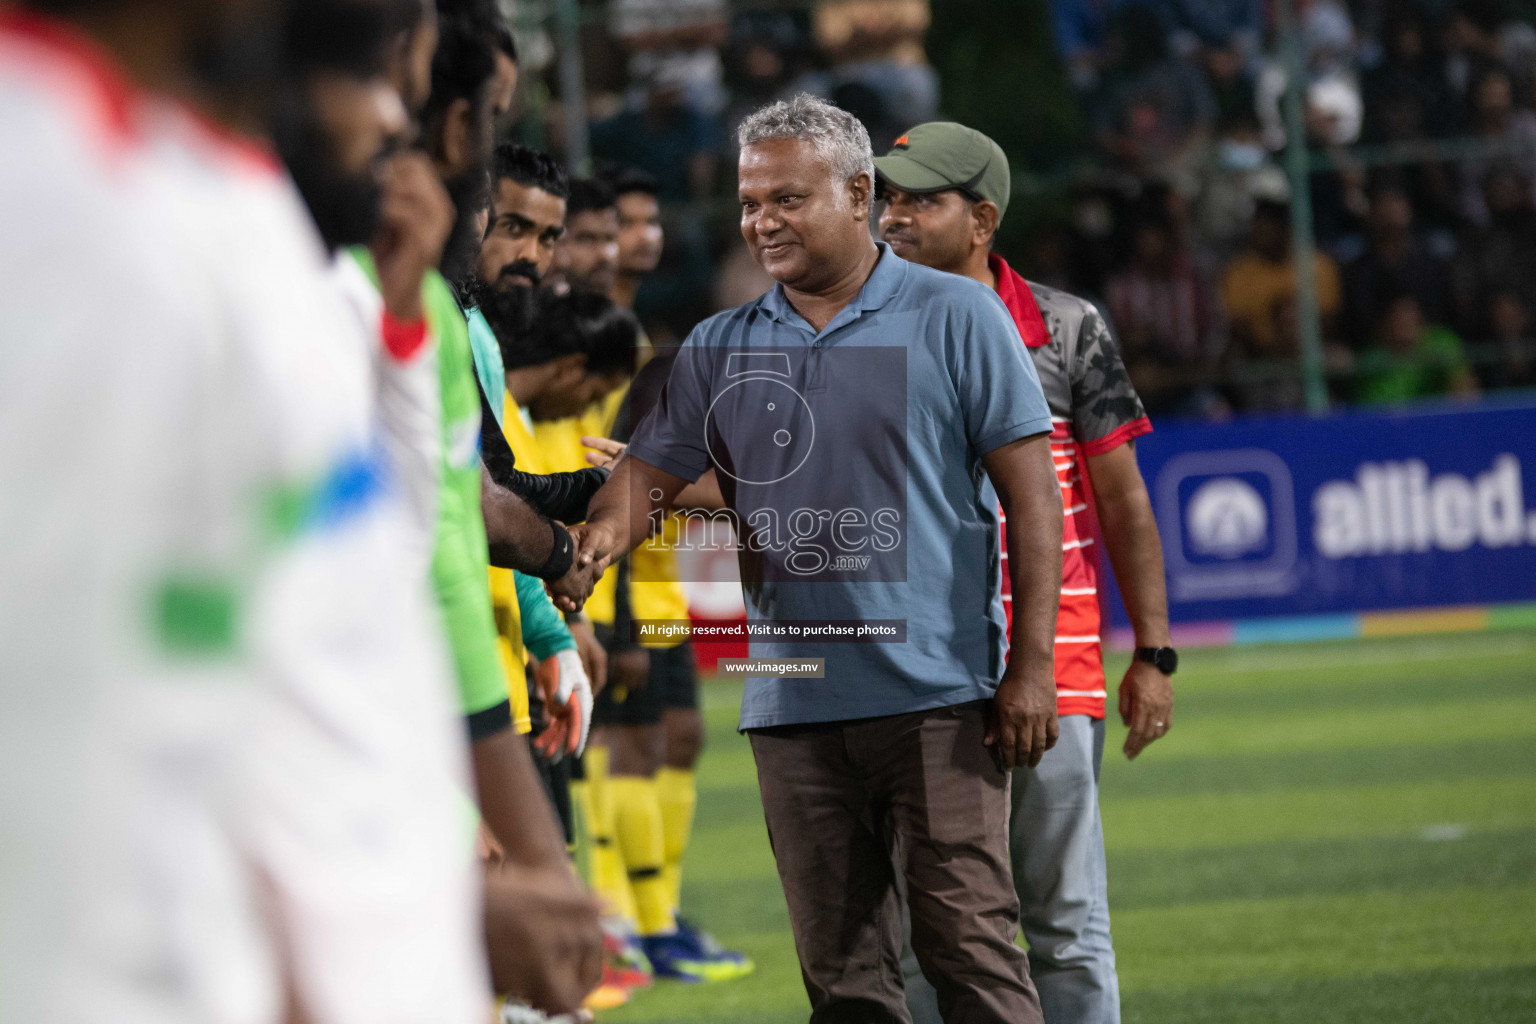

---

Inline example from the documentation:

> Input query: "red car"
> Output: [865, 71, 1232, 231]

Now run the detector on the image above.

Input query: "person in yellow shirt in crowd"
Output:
[1220, 194, 1346, 410]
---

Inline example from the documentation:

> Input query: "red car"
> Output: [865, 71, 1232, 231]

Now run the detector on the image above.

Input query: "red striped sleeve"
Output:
[1080, 415, 1152, 458]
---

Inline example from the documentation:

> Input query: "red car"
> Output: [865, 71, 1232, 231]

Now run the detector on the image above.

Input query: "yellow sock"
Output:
[610, 774, 674, 937]
[582, 747, 637, 922]
[655, 766, 697, 914]
[585, 744, 610, 820]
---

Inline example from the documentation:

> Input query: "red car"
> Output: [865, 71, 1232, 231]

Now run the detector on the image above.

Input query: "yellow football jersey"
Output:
[488, 566, 531, 733]
[518, 401, 622, 627]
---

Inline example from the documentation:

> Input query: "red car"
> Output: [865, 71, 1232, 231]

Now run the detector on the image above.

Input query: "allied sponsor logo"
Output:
[1312, 454, 1534, 557]
[1186, 477, 1269, 558]
[1158, 449, 1535, 605]
[1155, 449, 1299, 600]
[1109, 407, 1536, 627]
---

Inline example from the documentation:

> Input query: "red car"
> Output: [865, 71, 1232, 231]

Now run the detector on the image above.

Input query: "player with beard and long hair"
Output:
[409, 0, 608, 1013]
[458, 140, 624, 866]
[468, 144, 613, 529]
[277, 2, 606, 1010]
[277, 0, 449, 576]
[467, 143, 570, 406]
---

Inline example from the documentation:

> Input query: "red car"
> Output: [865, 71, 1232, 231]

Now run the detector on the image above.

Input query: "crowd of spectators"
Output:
[544, 1, 938, 342]
[1036, 0, 1536, 417]
[523, 0, 1536, 419]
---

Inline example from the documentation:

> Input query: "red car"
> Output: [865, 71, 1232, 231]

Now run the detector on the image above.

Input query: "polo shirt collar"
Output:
[759, 242, 908, 330]
[988, 253, 1051, 348]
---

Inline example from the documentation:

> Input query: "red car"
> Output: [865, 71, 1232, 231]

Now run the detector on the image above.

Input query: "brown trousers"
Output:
[749, 701, 1043, 1024]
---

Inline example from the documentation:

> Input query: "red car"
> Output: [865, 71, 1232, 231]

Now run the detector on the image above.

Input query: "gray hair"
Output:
[737, 93, 875, 204]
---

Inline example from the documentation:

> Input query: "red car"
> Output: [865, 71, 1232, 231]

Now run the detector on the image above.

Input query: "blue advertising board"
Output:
[1105, 398, 1536, 636]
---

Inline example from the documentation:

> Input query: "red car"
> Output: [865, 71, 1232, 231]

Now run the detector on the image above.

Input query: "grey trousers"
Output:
[901, 715, 1120, 1024]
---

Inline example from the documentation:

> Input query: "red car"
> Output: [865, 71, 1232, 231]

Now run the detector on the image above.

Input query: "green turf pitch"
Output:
[599, 632, 1536, 1023]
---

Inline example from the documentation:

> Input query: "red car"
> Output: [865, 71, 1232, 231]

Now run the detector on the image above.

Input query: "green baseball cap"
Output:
[874, 122, 1012, 219]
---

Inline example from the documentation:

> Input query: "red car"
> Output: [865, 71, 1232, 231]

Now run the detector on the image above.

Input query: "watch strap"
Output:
[1135, 646, 1178, 674]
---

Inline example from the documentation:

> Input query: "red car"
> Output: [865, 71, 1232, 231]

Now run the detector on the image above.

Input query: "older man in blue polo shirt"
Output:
[572, 94, 1064, 1023]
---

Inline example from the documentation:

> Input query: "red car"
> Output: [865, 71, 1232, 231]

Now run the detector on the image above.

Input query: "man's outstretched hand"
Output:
[985, 664, 1060, 769]
[546, 531, 610, 613]
[567, 520, 621, 573]
[581, 435, 626, 470]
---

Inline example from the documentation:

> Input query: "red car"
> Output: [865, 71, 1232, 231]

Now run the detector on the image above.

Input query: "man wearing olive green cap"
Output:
[877, 123, 1177, 1024]
[875, 121, 1015, 216]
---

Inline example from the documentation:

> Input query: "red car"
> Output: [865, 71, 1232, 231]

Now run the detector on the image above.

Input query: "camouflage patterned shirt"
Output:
[991, 254, 1152, 717]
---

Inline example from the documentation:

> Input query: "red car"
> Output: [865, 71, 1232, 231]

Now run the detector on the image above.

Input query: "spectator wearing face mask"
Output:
[1194, 106, 1282, 258]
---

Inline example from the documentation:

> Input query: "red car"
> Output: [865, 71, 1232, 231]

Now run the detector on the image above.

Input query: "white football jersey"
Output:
[0, 13, 486, 1024]
[142, 100, 490, 1024]
[330, 249, 443, 581]
[0, 18, 280, 1024]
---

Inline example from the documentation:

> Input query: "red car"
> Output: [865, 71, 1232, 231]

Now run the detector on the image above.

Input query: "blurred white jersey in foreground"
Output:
[0, 14, 486, 1024]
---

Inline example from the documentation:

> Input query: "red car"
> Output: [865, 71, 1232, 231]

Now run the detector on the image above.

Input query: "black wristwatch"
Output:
[1134, 646, 1178, 675]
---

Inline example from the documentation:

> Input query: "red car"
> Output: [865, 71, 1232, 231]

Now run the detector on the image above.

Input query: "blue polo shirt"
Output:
[629, 244, 1053, 729]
